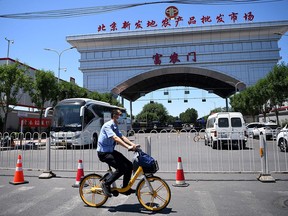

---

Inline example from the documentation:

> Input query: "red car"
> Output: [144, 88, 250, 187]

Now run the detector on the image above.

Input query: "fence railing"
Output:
[1, 129, 287, 175]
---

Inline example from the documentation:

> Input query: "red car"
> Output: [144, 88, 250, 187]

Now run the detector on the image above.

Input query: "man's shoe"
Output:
[100, 182, 112, 197]
[120, 188, 136, 196]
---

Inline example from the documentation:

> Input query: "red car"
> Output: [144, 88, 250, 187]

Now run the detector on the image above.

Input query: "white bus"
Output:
[45, 98, 128, 148]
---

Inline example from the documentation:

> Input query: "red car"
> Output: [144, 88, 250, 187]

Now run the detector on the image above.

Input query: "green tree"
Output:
[136, 102, 169, 124]
[230, 86, 261, 118]
[76, 86, 89, 98]
[229, 63, 288, 124]
[179, 108, 198, 124]
[266, 63, 288, 125]
[88, 91, 103, 101]
[166, 115, 177, 125]
[210, 107, 225, 114]
[88, 92, 121, 106]
[29, 69, 58, 132]
[101, 93, 121, 106]
[253, 78, 270, 120]
[57, 81, 89, 101]
[0, 62, 32, 132]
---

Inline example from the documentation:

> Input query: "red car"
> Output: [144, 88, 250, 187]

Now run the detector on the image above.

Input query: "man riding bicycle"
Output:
[97, 109, 139, 197]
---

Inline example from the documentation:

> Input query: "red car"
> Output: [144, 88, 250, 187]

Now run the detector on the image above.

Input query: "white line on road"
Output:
[0, 187, 64, 216]
[0, 186, 34, 201]
[45, 195, 83, 216]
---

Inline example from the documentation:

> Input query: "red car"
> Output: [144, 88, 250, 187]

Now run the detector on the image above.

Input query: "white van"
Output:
[204, 112, 247, 149]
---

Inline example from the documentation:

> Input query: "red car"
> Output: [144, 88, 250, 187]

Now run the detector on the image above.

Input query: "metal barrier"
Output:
[257, 132, 275, 182]
[0, 132, 48, 171]
[1, 129, 287, 176]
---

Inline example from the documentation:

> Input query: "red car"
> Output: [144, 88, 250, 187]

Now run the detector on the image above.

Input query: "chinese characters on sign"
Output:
[153, 52, 196, 65]
[153, 53, 162, 65]
[97, 12, 254, 32]
[19, 117, 51, 128]
[170, 52, 180, 64]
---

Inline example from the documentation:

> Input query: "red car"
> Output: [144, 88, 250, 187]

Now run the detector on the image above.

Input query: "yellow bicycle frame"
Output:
[91, 166, 145, 194]
[111, 166, 144, 193]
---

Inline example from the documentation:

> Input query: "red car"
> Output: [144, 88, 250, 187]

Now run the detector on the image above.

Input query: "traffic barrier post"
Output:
[144, 136, 151, 156]
[39, 137, 56, 179]
[257, 132, 275, 182]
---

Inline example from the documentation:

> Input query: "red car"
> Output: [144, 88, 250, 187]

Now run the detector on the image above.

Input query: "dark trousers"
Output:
[97, 150, 133, 188]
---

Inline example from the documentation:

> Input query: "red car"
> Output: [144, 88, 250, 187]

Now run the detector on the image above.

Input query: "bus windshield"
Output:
[52, 104, 82, 132]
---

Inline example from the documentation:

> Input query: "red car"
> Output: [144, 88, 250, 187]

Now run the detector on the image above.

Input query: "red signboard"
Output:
[19, 117, 51, 128]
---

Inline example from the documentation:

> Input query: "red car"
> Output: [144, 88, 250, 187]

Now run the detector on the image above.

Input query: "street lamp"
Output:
[226, 81, 245, 94]
[235, 81, 245, 93]
[5, 37, 14, 64]
[44, 46, 75, 82]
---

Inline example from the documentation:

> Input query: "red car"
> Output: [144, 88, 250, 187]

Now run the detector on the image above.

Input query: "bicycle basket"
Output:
[144, 160, 159, 173]
[133, 150, 159, 174]
[133, 159, 159, 174]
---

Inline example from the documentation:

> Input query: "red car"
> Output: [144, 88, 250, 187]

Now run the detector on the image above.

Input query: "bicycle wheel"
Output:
[193, 135, 200, 142]
[136, 175, 171, 212]
[79, 173, 108, 207]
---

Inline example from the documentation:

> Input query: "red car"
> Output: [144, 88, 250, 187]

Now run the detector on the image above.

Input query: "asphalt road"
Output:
[0, 170, 288, 216]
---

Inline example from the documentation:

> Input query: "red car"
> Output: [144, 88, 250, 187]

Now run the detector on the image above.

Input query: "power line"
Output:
[0, 0, 284, 19]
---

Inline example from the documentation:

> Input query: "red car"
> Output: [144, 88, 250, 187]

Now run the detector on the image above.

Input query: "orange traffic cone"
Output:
[172, 157, 189, 187]
[72, 159, 84, 188]
[9, 155, 29, 185]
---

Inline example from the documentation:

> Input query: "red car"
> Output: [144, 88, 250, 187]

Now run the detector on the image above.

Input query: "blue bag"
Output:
[134, 150, 158, 173]
[137, 151, 155, 168]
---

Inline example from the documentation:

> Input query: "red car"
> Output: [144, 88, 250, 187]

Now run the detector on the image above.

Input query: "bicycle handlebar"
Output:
[128, 145, 141, 152]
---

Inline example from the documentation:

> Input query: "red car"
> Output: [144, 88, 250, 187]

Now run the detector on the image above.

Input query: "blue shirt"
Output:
[97, 119, 123, 152]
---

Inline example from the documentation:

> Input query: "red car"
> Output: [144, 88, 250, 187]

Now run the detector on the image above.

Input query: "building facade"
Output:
[67, 20, 288, 103]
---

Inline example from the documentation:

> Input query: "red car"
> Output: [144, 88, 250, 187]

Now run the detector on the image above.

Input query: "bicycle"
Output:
[193, 132, 205, 142]
[79, 148, 171, 212]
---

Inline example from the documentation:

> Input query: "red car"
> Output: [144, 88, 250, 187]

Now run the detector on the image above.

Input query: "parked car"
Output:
[246, 122, 263, 138]
[276, 125, 288, 152]
[0, 136, 15, 147]
[204, 112, 247, 149]
[252, 122, 279, 140]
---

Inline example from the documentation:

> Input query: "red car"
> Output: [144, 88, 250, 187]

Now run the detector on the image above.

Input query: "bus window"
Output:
[91, 105, 104, 118]
[54, 105, 81, 127]
[83, 108, 95, 128]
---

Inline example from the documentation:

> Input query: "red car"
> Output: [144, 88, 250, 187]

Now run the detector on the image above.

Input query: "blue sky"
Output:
[1, 0, 288, 117]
